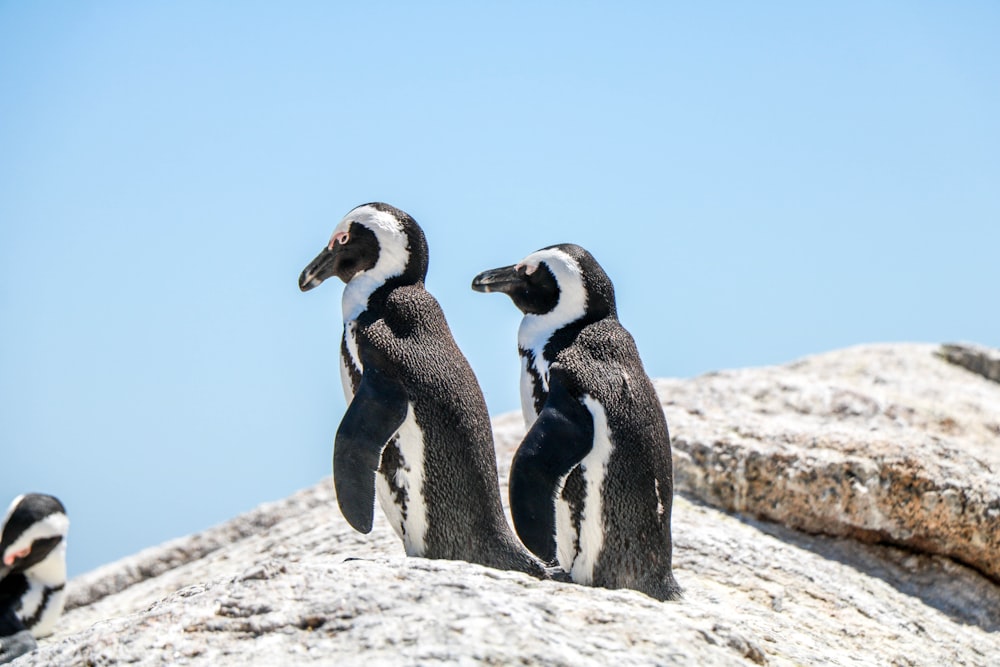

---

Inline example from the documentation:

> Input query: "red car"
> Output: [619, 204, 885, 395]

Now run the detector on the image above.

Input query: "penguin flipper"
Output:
[0, 605, 36, 664]
[334, 365, 409, 534]
[509, 370, 594, 562]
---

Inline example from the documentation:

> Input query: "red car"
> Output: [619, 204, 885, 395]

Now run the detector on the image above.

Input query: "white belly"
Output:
[374, 403, 428, 555]
[340, 322, 362, 401]
[21, 585, 66, 638]
[519, 354, 539, 427]
[19, 544, 67, 637]
[555, 395, 613, 584]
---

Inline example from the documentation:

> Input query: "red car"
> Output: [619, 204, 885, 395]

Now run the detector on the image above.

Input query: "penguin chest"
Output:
[554, 395, 613, 585]
[374, 403, 429, 556]
[18, 579, 66, 638]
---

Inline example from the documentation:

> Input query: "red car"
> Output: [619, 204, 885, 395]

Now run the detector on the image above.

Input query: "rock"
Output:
[656, 343, 1000, 584]
[937, 342, 1000, 384]
[15, 343, 1000, 666]
[64, 484, 337, 611]
[21, 490, 1000, 666]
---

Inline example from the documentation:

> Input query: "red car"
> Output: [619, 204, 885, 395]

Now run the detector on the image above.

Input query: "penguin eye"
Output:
[329, 231, 350, 249]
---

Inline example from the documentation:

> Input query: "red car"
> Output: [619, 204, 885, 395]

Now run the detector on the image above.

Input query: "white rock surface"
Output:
[659, 343, 1000, 582]
[14, 343, 1000, 666]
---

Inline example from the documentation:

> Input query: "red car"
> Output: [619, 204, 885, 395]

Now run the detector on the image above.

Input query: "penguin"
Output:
[0, 493, 69, 664]
[299, 202, 545, 577]
[471, 243, 682, 600]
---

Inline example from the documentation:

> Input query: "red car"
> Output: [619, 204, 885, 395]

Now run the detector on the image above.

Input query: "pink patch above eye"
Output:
[3, 547, 30, 566]
[328, 231, 350, 250]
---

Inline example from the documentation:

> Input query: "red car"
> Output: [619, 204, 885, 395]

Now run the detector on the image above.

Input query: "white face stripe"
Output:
[338, 205, 411, 322]
[516, 248, 587, 416]
[374, 403, 428, 556]
[2, 511, 69, 565]
[516, 247, 588, 355]
[555, 395, 612, 585]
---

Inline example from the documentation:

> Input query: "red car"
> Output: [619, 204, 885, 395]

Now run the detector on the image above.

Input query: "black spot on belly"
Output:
[379, 436, 409, 530]
[520, 347, 548, 416]
[560, 467, 587, 558]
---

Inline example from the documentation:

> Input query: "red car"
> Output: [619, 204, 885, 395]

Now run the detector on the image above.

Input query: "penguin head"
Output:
[299, 202, 429, 292]
[472, 243, 616, 326]
[0, 494, 68, 582]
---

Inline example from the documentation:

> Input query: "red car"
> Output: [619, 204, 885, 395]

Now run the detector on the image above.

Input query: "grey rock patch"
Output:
[937, 342, 1000, 384]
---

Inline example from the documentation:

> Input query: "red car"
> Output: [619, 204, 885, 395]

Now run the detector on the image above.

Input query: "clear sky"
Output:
[2, 2, 998, 577]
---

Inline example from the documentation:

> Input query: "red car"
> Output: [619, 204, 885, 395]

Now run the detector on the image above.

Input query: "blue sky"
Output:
[2, 3, 998, 577]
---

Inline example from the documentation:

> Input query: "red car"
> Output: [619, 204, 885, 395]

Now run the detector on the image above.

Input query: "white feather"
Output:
[554, 492, 575, 572]
[337, 205, 411, 322]
[2, 512, 69, 575]
[515, 247, 588, 426]
[374, 403, 428, 556]
[340, 321, 362, 401]
[519, 353, 539, 428]
[17, 540, 67, 637]
[516, 247, 588, 354]
[555, 395, 612, 585]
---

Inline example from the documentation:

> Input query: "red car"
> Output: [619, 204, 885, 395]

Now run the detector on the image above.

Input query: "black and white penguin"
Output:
[472, 244, 681, 600]
[0, 493, 69, 664]
[299, 202, 545, 577]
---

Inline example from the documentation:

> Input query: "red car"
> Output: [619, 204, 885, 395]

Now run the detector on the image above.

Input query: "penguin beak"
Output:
[471, 265, 525, 294]
[299, 246, 339, 292]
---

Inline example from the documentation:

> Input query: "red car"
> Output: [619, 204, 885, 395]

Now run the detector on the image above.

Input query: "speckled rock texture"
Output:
[15, 343, 1000, 666]
[658, 343, 1000, 584]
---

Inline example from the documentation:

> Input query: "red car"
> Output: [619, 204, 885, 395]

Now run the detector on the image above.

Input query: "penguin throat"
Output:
[23, 541, 67, 586]
[342, 271, 389, 322]
[340, 226, 411, 322]
[516, 285, 588, 357]
[517, 303, 586, 388]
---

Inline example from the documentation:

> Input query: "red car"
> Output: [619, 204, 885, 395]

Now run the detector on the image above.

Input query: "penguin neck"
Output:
[517, 280, 590, 353]
[517, 316, 588, 427]
[22, 543, 66, 587]
[341, 270, 420, 323]
[517, 313, 589, 364]
[340, 276, 414, 398]
[342, 271, 387, 322]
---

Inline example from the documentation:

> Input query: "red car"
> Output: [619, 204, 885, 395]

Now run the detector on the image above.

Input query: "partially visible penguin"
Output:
[0, 494, 69, 664]
[472, 243, 682, 600]
[299, 202, 545, 577]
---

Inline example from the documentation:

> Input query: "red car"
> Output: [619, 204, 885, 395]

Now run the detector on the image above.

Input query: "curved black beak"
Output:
[471, 265, 524, 294]
[299, 246, 338, 292]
